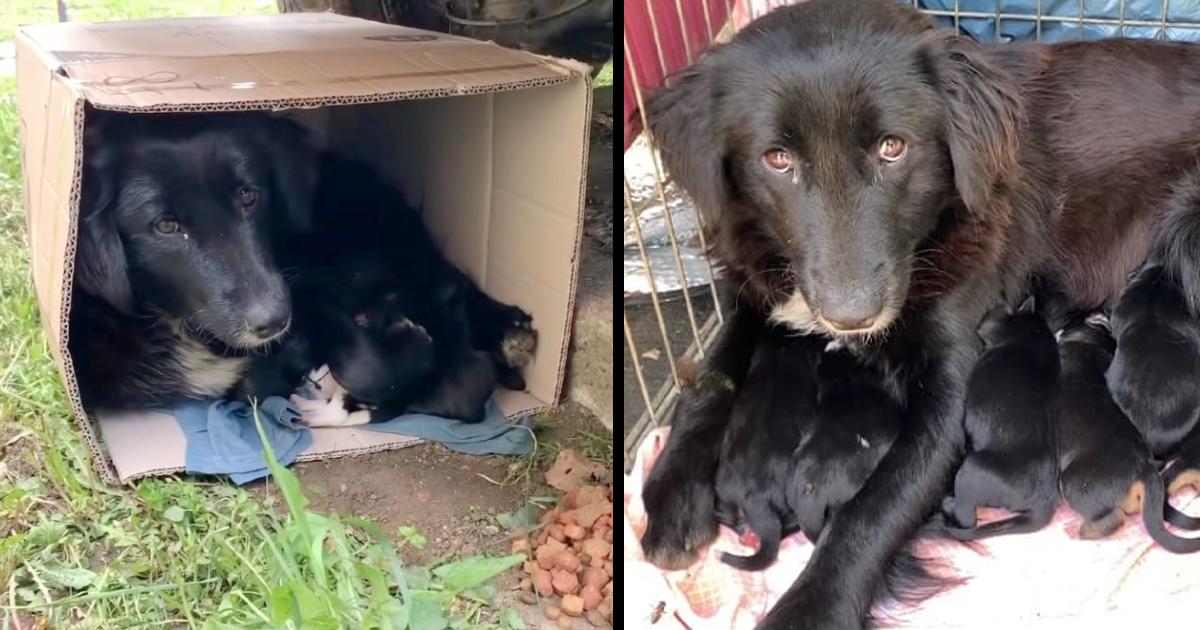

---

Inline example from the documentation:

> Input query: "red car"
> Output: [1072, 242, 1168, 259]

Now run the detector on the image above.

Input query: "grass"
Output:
[0, 0, 277, 41]
[593, 61, 613, 87]
[0, 1, 596, 627]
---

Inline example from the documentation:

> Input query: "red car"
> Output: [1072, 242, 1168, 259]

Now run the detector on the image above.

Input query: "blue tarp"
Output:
[915, 1, 1200, 42]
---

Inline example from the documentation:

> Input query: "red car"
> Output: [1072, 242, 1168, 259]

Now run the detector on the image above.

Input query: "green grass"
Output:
[592, 61, 613, 87]
[0, 0, 277, 41]
[0, 2, 562, 627]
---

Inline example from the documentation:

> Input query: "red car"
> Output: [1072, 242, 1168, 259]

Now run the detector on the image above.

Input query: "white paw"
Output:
[291, 389, 351, 427]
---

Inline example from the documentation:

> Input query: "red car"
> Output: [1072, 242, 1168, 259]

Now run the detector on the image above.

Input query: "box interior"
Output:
[91, 86, 588, 482]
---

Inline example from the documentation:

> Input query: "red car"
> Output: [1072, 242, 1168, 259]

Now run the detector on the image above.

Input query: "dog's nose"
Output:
[245, 303, 291, 339]
[823, 313, 878, 332]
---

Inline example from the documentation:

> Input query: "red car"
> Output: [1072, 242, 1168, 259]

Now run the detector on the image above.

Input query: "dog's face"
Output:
[647, 0, 1020, 336]
[77, 114, 315, 348]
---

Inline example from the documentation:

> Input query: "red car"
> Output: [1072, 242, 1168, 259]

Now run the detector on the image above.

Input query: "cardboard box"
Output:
[15, 13, 591, 483]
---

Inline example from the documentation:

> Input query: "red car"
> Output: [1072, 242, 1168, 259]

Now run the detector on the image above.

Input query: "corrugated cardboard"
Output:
[15, 13, 591, 483]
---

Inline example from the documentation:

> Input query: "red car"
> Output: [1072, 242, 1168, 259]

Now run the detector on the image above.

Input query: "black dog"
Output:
[238, 154, 536, 423]
[1055, 315, 1200, 552]
[1108, 264, 1200, 457]
[641, 0, 1200, 625]
[941, 299, 1059, 539]
[715, 330, 822, 570]
[790, 341, 901, 541]
[71, 111, 313, 410]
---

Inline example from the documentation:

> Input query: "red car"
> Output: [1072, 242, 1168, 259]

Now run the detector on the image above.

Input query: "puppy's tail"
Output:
[719, 503, 781, 571]
[1139, 465, 1200, 553]
[1161, 458, 1200, 531]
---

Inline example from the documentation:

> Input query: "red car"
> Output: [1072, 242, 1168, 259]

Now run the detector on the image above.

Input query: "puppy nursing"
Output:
[942, 298, 1060, 539]
[716, 333, 901, 569]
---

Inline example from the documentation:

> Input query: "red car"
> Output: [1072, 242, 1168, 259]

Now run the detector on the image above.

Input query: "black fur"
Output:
[791, 343, 901, 541]
[1108, 265, 1200, 457]
[1055, 316, 1200, 552]
[715, 330, 822, 570]
[941, 298, 1059, 539]
[71, 111, 313, 410]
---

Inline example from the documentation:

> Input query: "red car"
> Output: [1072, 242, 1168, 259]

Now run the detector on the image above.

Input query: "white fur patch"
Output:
[291, 388, 353, 427]
[174, 336, 248, 399]
[769, 291, 820, 333]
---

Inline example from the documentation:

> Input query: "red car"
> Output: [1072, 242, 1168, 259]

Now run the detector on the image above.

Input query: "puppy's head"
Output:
[76, 112, 316, 348]
[647, 0, 1021, 337]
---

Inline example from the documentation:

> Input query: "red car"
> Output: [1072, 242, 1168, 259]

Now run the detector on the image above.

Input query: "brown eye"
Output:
[762, 148, 794, 172]
[879, 136, 907, 162]
[154, 218, 180, 234]
[238, 186, 257, 208]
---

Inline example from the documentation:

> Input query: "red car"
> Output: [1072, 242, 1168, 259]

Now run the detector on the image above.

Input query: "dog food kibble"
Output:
[554, 549, 581, 572]
[534, 569, 555, 596]
[517, 483, 614, 627]
[582, 566, 607, 590]
[519, 591, 537, 605]
[580, 585, 602, 611]
[551, 568, 580, 595]
[561, 594, 585, 617]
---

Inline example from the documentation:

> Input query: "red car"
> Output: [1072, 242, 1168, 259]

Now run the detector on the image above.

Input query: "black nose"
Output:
[245, 302, 291, 339]
[819, 288, 885, 332]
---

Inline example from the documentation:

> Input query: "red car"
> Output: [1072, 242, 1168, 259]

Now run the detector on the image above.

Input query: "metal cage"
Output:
[621, 0, 1200, 464]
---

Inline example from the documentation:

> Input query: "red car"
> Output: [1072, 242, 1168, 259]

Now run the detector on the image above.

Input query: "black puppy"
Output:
[715, 331, 822, 570]
[1108, 264, 1200, 457]
[941, 298, 1060, 539]
[1055, 315, 1200, 552]
[790, 341, 901, 541]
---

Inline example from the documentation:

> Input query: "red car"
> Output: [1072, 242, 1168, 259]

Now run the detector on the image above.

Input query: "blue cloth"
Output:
[172, 396, 312, 485]
[171, 392, 534, 484]
[363, 399, 535, 456]
[914, 1, 1200, 43]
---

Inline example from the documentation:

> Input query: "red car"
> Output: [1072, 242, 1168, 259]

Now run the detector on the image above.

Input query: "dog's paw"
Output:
[640, 457, 719, 571]
[498, 309, 537, 369]
[290, 391, 351, 428]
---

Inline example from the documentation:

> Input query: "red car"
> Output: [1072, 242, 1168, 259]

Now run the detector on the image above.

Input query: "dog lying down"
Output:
[626, 426, 1200, 629]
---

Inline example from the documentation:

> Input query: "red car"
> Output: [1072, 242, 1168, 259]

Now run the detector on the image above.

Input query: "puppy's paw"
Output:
[499, 309, 537, 369]
[640, 456, 719, 571]
[290, 392, 350, 428]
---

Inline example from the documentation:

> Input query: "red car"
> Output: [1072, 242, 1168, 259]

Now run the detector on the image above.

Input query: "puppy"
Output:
[1107, 264, 1200, 457]
[941, 298, 1060, 539]
[1055, 315, 1200, 552]
[715, 331, 822, 570]
[790, 340, 901, 541]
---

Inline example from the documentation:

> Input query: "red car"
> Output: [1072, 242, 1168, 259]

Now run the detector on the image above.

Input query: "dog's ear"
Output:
[260, 116, 316, 232]
[1018, 294, 1036, 314]
[645, 58, 726, 222]
[925, 33, 1022, 216]
[75, 135, 133, 313]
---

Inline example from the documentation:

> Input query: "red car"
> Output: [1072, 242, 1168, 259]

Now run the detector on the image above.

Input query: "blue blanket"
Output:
[172, 395, 534, 484]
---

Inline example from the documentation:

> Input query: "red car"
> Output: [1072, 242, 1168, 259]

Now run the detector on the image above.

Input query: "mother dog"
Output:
[640, 0, 1200, 627]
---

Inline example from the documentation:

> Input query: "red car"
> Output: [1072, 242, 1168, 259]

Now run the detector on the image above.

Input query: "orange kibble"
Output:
[564, 523, 586, 540]
[511, 538, 528, 554]
[544, 605, 562, 621]
[554, 549, 580, 572]
[582, 566, 607, 590]
[552, 568, 580, 595]
[534, 569, 554, 597]
[561, 594, 585, 617]
[581, 538, 610, 560]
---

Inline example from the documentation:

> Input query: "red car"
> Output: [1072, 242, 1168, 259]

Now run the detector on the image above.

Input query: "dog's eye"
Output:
[154, 218, 181, 235]
[238, 186, 257, 208]
[879, 136, 907, 162]
[762, 148, 794, 173]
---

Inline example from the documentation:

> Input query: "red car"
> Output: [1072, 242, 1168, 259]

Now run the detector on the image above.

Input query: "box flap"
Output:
[18, 13, 579, 111]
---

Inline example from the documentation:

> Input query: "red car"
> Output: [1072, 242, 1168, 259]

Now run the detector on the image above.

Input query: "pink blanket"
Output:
[624, 427, 1200, 629]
